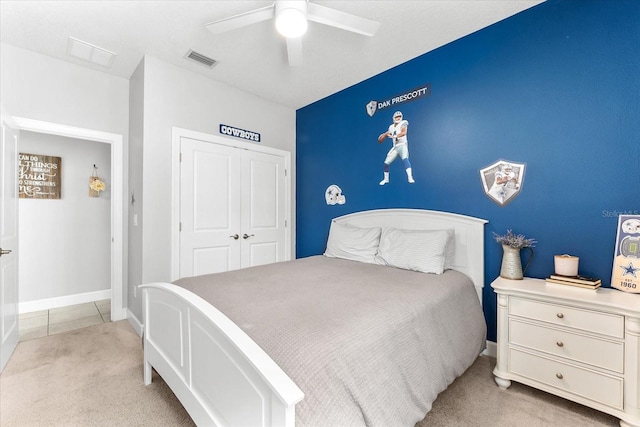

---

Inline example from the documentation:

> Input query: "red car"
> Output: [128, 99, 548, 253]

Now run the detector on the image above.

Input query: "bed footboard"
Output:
[141, 283, 304, 427]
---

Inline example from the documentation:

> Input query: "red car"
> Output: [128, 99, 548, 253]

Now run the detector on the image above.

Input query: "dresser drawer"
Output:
[509, 297, 624, 339]
[509, 348, 623, 410]
[509, 319, 624, 373]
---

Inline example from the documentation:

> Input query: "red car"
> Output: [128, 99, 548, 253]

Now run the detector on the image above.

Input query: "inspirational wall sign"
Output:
[19, 152, 62, 199]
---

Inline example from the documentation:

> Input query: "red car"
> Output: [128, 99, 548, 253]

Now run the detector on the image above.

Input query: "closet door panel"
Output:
[180, 138, 241, 277]
[178, 131, 289, 278]
[241, 151, 286, 268]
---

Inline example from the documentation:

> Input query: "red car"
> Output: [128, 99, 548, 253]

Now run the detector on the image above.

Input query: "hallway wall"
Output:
[19, 131, 111, 310]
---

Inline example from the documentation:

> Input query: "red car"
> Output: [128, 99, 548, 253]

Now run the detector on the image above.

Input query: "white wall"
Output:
[0, 43, 129, 136]
[127, 55, 297, 320]
[127, 60, 144, 315]
[0, 42, 129, 311]
[0, 43, 297, 321]
[18, 132, 111, 304]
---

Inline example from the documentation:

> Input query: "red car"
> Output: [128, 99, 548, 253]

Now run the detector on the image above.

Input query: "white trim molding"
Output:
[12, 117, 126, 321]
[484, 340, 497, 358]
[19, 289, 111, 314]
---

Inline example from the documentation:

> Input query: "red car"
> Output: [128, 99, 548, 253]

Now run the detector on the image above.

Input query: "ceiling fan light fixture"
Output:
[205, 0, 380, 66]
[275, 5, 307, 38]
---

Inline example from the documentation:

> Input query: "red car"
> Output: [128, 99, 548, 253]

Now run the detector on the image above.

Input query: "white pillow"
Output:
[375, 228, 452, 274]
[442, 229, 456, 270]
[324, 221, 381, 264]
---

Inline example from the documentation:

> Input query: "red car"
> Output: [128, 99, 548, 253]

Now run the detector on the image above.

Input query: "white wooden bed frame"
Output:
[141, 209, 488, 427]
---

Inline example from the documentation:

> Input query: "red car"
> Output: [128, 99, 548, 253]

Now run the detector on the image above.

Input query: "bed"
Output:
[141, 208, 488, 426]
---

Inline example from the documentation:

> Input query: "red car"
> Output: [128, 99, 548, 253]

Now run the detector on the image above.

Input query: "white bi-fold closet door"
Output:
[179, 135, 289, 278]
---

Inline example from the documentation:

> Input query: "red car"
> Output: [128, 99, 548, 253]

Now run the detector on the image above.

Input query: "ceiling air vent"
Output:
[185, 50, 217, 68]
[67, 37, 116, 68]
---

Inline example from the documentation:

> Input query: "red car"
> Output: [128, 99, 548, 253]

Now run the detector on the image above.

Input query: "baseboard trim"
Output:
[483, 340, 497, 358]
[127, 309, 143, 337]
[19, 289, 111, 314]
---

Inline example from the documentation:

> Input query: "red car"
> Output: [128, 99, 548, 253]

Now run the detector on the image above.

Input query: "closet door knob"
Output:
[556, 313, 564, 319]
[230, 234, 239, 240]
[243, 234, 255, 239]
[0, 248, 12, 256]
[556, 341, 564, 347]
[556, 373, 564, 380]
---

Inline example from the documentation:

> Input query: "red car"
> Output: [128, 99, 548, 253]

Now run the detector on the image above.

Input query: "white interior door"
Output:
[241, 150, 286, 268]
[178, 133, 289, 279]
[180, 137, 242, 277]
[0, 114, 19, 372]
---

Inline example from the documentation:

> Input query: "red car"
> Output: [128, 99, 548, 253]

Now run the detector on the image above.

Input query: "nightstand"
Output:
[491, 277, 640, 427]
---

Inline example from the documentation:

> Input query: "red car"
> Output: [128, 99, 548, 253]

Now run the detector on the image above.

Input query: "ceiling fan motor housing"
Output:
[275, 0, 308, 38]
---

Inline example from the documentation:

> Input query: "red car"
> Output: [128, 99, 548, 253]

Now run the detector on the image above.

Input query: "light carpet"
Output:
[0, 320, 619, 426]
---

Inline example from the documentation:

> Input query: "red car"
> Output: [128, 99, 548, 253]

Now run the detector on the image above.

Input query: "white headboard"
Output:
[333, 209, 488, 305]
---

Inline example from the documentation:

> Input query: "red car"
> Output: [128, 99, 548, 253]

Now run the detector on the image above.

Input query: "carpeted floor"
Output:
[0, 320, 620, 426]
[1, 320, 194, 426]
[418, 351, 619, 427]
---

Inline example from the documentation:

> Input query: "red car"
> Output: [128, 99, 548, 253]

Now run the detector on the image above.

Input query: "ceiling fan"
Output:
[205, 0, 380, 66]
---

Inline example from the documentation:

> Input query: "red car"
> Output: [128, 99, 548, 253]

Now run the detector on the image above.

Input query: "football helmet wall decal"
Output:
[325, 184, 346, 205]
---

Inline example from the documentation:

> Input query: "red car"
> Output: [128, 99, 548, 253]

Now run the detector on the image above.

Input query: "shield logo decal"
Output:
[366, 100, 377, 117]
[480, 159, 526, 206]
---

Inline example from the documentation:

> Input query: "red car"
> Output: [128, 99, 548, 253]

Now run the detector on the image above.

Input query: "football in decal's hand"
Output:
[378, 133, 387, 144]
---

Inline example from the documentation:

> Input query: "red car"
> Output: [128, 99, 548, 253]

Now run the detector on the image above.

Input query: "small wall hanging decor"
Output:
[480, 159, 526, 206]
[18, 152, 62, 199]
[325, 185, 346, 205]
[611, 214, 640, 293]
[89, 164, 106, 197]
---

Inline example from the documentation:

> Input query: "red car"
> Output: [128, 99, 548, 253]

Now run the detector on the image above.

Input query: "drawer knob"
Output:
[556, 341, 564, 347]
[556, 313, 564, 319]
[556, 373, 564, 380]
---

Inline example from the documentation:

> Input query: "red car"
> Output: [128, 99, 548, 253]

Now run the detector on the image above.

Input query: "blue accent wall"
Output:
[296, 0, 640, 342]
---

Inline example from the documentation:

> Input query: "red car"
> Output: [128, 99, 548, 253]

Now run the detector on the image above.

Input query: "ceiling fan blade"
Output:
[307, 3, 380, 37]
[205, 4, 275, 35]
[286, 37, 303, 66]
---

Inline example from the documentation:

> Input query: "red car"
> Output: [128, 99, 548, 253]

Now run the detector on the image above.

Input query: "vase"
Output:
[500, 244, 534, 280]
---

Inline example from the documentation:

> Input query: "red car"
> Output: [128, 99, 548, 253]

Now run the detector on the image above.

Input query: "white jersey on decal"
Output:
[387, 120, 408, 146]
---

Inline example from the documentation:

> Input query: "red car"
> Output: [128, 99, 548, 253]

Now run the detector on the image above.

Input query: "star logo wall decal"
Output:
[619, 261, 639, 278]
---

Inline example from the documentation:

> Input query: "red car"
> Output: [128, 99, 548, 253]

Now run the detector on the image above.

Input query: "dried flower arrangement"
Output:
[493, 229, 536, 249]
[89, 164, 106, 197]
[89, 177, 106, 193]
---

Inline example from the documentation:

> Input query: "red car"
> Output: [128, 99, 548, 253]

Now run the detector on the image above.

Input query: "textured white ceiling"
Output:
[0, 1, 545, 109]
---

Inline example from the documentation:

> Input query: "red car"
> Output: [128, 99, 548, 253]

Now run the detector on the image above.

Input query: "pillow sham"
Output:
[324, 221, 381, 264]
[442, 228, 456, 270]
[374, 227, 452, 274]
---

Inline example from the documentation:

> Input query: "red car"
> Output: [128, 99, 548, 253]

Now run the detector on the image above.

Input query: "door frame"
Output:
[1, 108, 20, 372]
[171, 127, 291, 281]
[12, 117, 126, 321]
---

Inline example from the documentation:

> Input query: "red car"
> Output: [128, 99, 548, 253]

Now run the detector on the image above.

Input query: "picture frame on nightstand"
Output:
[611, 214, 640, 293]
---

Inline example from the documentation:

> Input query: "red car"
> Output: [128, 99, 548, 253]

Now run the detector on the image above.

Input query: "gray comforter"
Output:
[174, 255, 486, 427]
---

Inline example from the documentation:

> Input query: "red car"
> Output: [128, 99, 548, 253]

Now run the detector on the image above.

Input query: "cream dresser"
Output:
[492, 277, 640, 427]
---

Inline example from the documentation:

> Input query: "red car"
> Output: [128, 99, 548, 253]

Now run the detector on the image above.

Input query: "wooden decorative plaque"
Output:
[18, 152, 62, 199]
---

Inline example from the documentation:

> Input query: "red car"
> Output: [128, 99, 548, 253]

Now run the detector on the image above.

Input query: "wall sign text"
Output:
[19, 152, 62, 199]
[220, 124, 261, 142]
[366, 83, 431, 117]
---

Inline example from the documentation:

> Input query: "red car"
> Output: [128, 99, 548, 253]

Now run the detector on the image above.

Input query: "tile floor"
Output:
[18, 299, 111, 341]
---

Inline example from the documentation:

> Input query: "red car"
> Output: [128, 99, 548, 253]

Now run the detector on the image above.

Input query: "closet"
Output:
[178, 135, 290, 278]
